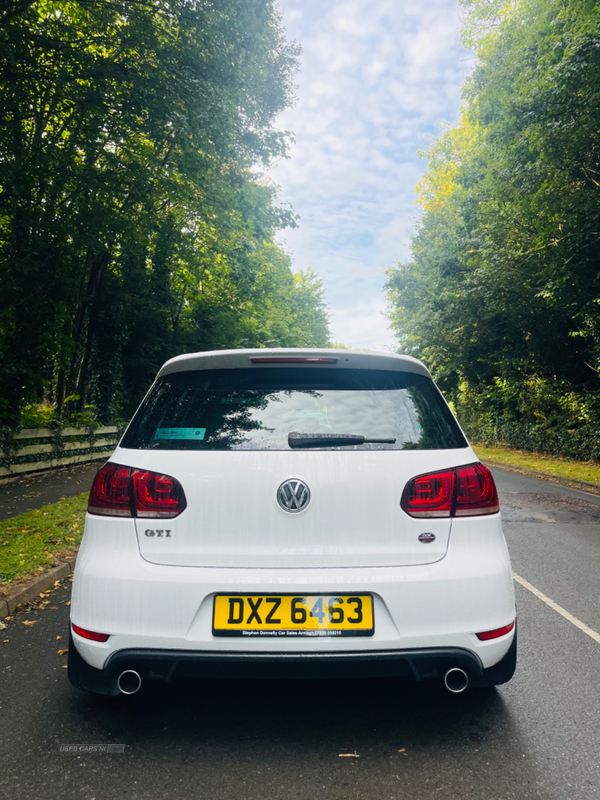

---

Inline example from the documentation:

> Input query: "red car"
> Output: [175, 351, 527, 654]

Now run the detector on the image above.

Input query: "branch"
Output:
[0, 0, 38, 27]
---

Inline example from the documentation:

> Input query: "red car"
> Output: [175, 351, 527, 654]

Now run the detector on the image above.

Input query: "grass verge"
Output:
[472, 444, 600, 486]
[0, 493, 87, 587]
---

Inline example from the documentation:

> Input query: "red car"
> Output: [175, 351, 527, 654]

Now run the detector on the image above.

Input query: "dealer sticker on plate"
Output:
[213, 594, 374, 637]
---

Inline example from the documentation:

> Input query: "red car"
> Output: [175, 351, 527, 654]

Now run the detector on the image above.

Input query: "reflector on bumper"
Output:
[476, 621, 515, 641]
[72, 623, 110, 642]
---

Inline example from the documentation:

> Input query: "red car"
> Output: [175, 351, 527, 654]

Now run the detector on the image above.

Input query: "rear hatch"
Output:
[117, 350, 472, 569]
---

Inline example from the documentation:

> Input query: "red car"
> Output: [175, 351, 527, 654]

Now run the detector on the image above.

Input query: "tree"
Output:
[386, 0, 600, 457]
[0, 0, 330, 425]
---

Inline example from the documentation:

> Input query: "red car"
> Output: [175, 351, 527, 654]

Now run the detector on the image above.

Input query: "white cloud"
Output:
[285, 8, 303, 23]
[329, 298, 396, 352]
[270, 0, 470, 350]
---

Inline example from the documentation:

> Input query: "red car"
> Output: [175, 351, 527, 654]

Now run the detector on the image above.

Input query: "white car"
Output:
[68, 348, 516, 695]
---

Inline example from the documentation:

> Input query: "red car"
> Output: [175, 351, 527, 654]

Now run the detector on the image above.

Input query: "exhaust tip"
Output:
[444, 667, 469, 694]
[117, 669, 142, 695]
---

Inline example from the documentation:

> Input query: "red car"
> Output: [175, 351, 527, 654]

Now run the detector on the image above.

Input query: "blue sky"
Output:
[268, 0, 472, 351]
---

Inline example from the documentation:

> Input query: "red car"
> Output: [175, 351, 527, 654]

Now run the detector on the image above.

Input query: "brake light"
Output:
[88, 463, 132, 516]
[476, 621, 515, 641]
[401, 469, 455, 517]
[401, 463, 499, 518]
[72, 623, 110, 642]
[133, 470, 187, 518]
[250, 357, 338, 364]
[455, 463, 499, 516]
[88, 463, 186, 518]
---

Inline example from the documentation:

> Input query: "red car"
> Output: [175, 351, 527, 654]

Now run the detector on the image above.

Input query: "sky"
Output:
[268, 0, 472, 352]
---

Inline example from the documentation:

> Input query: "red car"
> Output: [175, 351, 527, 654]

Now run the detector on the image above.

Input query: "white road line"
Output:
[513, 573, 600, 645]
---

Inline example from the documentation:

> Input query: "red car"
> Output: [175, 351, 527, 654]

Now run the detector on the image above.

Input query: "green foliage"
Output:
[455, 377, 600, 461]
[0, 0, 330, 427]
[18, 401, 100, 430]
[386, 0, 600, 461]
[18, 405, 56, 430]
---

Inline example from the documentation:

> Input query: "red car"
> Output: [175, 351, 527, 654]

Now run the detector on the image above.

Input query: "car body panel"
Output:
[111, 446, 478, 568]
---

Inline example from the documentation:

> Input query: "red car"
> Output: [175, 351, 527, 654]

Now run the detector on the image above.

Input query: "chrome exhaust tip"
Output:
[117, 669, 142, 695]
[444, 667, 469, 693]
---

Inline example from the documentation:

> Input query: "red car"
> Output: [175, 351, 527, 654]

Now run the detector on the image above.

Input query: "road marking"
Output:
[513, 573, 600, 645]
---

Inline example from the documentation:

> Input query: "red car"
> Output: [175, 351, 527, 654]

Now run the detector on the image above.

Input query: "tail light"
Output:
[455, 463, 499, 517]
[400, 469, 455, 517]
[133, 471, 186, 518]
[401, 462, 499, 518]
[88, 463, 186, 518]
[87, 463, 132, 516]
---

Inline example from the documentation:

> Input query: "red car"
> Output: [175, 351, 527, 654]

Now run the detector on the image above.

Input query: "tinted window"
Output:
[121, 367, 467, 451]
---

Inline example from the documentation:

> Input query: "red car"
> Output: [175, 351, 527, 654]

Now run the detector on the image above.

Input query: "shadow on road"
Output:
[82, 675, 507, 750]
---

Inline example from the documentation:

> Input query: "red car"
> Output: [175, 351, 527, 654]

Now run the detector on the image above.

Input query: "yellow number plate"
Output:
[213, 594, 374, 637]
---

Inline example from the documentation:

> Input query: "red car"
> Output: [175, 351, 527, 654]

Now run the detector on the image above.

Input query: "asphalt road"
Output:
[0, 462, 100, 521]
[1, 466, 600, 800]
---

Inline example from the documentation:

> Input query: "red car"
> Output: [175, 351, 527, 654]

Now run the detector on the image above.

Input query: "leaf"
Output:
[0, 621, 6, 630]
[2, 639, 8, 644]
[57, 648, 68, 655]
[65, 601, 70, 606]
[56, 635, 62, 640]
[22, 620, 37, 627]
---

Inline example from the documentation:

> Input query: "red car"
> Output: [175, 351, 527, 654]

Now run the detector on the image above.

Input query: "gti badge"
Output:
[418, 532, 436, 544]
[277, 479, 311, 513]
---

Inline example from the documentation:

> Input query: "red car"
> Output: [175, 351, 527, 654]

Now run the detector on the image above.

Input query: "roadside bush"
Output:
[459, 415, 600, 463]
[452, 372, 600, 463]
[18, 401, 105, 432]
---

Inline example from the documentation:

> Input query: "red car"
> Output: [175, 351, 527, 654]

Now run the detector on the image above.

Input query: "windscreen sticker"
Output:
[296, 406, 332, 429]
[220, 397, 254, 404]
[154, 428, 206, 440]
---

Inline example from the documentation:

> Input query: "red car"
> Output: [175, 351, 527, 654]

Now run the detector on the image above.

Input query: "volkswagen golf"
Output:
[68, 348, 516, 695]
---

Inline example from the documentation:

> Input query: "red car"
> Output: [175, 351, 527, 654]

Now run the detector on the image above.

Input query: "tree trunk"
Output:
[65, 249, 111, 408]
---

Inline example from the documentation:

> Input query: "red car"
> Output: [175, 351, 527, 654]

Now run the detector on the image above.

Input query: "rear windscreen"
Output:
[120, 367, 467, 451]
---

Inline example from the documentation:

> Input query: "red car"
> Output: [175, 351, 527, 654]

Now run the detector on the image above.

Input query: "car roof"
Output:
[156, 348, 431, 380]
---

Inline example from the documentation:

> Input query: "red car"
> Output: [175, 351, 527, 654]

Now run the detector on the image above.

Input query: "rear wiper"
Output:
[288, 432, 397, 448]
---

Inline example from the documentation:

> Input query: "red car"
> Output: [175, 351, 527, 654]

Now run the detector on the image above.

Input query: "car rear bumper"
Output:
[68, 634, 492, 695]
[70, 513, 516, 679]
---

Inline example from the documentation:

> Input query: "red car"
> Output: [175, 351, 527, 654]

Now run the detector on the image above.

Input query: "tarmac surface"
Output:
[1, 466, 600, 800]
[0, 462, 100, 521]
